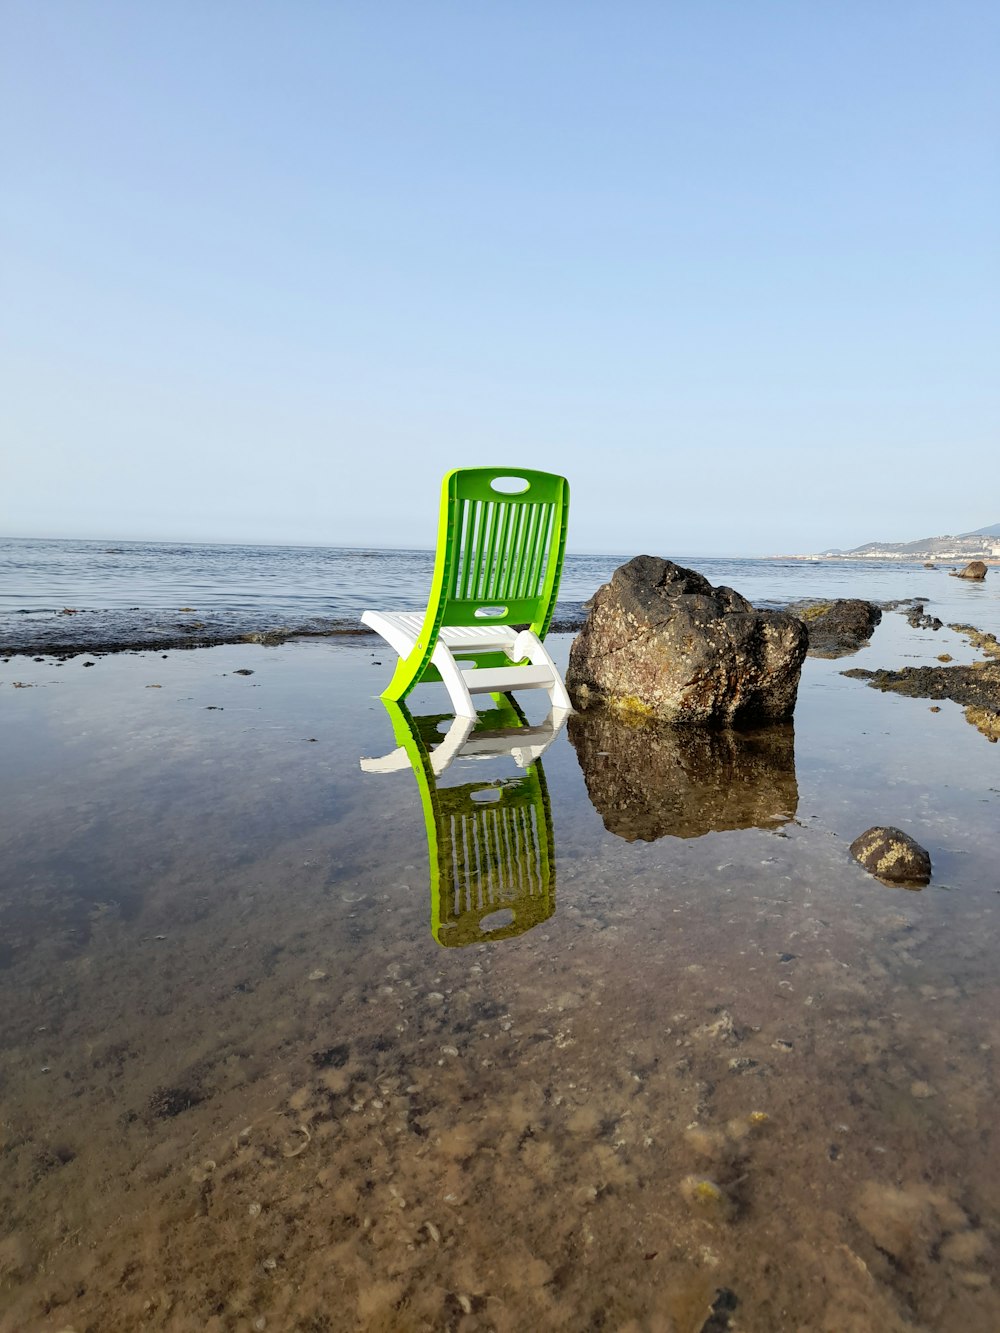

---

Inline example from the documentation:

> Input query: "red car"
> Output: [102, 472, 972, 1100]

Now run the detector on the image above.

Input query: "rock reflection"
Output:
[568, 711, 798, 841]
[362, 700, 565, 945]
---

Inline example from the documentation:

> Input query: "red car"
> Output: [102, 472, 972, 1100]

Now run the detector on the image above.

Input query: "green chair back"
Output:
[436, 467, 570, 631]
[385, 467, 570, 700]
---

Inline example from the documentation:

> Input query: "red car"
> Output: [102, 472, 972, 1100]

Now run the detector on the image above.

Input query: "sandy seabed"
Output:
[1, 625, 998, 1333]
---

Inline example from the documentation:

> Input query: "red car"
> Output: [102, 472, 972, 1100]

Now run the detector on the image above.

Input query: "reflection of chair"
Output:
[361, 698, 562, 946]
[361, 468, 572, 718]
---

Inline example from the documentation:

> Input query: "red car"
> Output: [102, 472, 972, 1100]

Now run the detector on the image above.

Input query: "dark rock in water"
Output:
[849, 826, 931, 886]
[953, 561, 988, 580]
[567, 556, 808, 724]
[923, 562, 937, 568]
[904, 602, 943, 631]
[311, 1043, 350, 1069]
[797, 599, 882, 656]
[568, 711, 798, 841]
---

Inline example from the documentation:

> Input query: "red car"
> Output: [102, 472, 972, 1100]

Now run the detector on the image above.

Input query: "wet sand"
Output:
[1, 622, 998, 1332]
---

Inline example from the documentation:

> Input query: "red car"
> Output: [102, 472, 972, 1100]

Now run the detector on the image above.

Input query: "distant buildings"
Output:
[815, 528, 1000, 562]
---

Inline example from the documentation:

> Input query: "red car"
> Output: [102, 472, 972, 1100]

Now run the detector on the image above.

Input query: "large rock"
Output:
[568, 712, 797, 841]
[953, 561, 988, 580]
[567, 556, 808, 725]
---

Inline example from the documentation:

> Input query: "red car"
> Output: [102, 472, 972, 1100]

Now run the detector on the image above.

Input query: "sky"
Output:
[2, 3, 997, 556]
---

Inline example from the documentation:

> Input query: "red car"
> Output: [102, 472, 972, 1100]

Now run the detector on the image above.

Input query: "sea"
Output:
[3, 536, 1000, 1328]
[2, 535, 998, 655]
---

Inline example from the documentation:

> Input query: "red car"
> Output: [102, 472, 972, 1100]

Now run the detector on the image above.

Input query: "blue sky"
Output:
[3, 2, 997, 555]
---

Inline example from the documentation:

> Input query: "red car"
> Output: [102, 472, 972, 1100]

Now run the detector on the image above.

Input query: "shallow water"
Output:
[1, 615, 998, 1331]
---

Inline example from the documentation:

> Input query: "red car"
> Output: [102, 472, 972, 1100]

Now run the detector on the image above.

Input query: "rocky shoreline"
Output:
[4, 583, 998, 742]
[774, 602, 1000, 741]
[0, 605, 593, 661]
[842, 624, 1000, 741]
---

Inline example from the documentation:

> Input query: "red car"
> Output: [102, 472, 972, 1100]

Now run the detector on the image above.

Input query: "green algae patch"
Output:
[797, 602, 835, 621]
[608, 694, 656, 720]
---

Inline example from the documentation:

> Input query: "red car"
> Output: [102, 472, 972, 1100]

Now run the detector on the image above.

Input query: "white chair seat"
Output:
[361, 609, 571, 718]
[362, 611, 520, 652]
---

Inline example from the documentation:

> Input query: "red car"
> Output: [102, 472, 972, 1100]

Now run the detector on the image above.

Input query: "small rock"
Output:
[695, 1010, 739, 1043]
[910, 1080, 935, 1099]
[850, 826, 932, 886]
[800, 599, 882, 657]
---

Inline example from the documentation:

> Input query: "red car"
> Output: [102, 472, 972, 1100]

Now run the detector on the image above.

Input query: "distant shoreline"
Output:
[768, 554, 1000, 566]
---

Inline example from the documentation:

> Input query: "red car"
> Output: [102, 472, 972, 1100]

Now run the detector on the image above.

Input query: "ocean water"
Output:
[2, 536, 998, 654]
[2, 538, 999, 1329]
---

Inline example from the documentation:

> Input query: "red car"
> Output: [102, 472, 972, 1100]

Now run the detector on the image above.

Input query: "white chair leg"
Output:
[510, 630, 573, 712]
[431, 642, 478, 719]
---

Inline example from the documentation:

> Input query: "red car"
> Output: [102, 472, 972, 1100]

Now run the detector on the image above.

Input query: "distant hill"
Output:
[818, 523, 1000, 560]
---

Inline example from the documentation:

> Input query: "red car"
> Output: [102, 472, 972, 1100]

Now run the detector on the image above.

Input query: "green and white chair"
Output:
[362, 467, 572, 718]
[361, 698, 561, 947]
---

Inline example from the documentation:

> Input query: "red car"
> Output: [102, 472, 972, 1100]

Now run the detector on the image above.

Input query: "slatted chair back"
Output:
[378, 468, 567, 700]
[436, 468, 570, 631]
